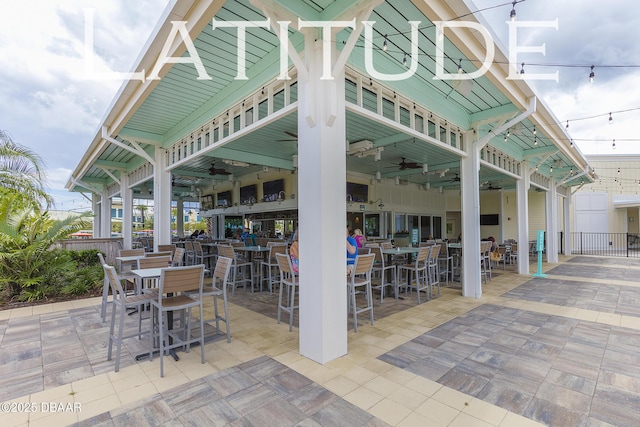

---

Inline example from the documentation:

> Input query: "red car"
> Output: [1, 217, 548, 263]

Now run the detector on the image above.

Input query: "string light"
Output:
[403, 52, 408, 68]
[458, 59, 463, 74]
[504, 133, 507, 142]
[608, 112, 613, 124]
[533, 136, 538, 146]
[507, 128, 510, 137]
[533, 125, 537, 135]
[550, 165, 553, 173]
[520, 62, 525, 74]
[565, 120, 569, 130]
[509, 1, 517, 21]
[382, 35, 388, 52]
[612, 139, 616, 149]
[570, 139, 574, 147]
[589, 65, 595, 83]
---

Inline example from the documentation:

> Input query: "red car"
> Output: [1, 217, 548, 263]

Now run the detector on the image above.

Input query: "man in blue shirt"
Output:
[346, 226, 357, 275]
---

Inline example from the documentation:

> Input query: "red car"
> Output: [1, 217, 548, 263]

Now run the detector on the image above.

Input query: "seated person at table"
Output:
[353, 228, 366, 248]
[487, 236, 498, 251]
[233, 228, 242, 240]
[346, 227, 357, 275]
[289, 231, 299, 273]
[190, 229, 200, 239]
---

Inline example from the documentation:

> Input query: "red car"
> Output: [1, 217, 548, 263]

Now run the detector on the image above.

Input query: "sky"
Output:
[0, 0, 639, 211]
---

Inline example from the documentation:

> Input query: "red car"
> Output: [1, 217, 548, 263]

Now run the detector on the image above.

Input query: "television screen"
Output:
[480, 214, 499, 225]
[262, 179, 284, 201]
[240, 184, 257, 204]
[201, 195, 214, 210]
[347, 182, 368, 203]
[217, 190, 231, 207]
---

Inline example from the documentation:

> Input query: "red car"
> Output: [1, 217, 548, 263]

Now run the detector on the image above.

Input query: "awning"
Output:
[613, 195, 640, 209]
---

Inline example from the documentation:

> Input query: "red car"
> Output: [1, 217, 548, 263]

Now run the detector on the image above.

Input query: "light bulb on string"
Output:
[504, 133, 507, 142]
[382, 35, 388, 52]
[533, 136, 537, 146]
[402, 52, 407, 68]
[565, 120, 569, 130]
[612, 139, 616, 149]
[520, 62, 525, 74]
[533, 125, 536, 135]
[457, 59, 463, 74]
[510, 1, 517, 21]
[589, 65, 595, 83]
[550, 165, 553, 173]
[609, 113, 613, 124]
[570, 139, 574, 147]
[507, 128, 510, 137]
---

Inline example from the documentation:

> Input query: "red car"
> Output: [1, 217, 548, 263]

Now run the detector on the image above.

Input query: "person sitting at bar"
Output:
[353, 228, 366, 248]
[347, 226, 357, 275]
[289, 231, 299, 273]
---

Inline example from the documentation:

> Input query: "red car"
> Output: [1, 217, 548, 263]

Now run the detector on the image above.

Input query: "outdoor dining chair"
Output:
[397, 246, 430, 304]
[99, 252, 136, 322]
[149, 264, 205, 377]
[370, 246, 395, 303]
[260, 244, 288, 292]
[103, 264, 154, 372]
[184, 256, 233, 343]
[275, 253, 299, 332]
[348, 253, 376, 332]
[218, 245, 252, 295]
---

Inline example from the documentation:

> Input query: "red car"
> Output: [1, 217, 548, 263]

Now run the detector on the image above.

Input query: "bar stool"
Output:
[347, 254, 376, 332]
[103, 264, 154, 372]
[275, 253, 299, 332]
[185, 256, 233, 343]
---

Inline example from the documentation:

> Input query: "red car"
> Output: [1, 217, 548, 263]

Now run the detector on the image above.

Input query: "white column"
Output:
[516, 163, 530, 274]
[545, 182, 558, 263]
[460, 141, 482, 298]
[100, 188, 111, 238]
[298, 36, 348, 363]
[121, 173, 133, 249]
[92, 193, 100, 237]
[153, 148, 172, 250]
[563, 195, 571, 255]
[176, 198, 185, 238]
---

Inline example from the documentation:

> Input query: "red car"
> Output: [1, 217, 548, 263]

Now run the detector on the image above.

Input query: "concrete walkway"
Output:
[1, 255, 640, 426]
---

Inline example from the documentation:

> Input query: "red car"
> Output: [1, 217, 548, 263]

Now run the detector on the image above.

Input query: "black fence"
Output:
[570, 232, 640, 258]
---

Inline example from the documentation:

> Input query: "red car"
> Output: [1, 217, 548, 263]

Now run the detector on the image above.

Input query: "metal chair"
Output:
[103, 264, 154, 372]
[260, 244, 288, 292]
[172, 247, 185, 267]
[193, 241, 216, 270]
[427, 244, 441, 297]
[149, 265, 205, 377]
[480, 241, 493, 283]
[437, 242, 452, 285]
[184, 256, 233, 343]
[370, 246, 396, 303]
[218, 245, 252, 295]
[99, 252, 136, 322]
[275, 253, 299, 332]
[397, 246, 430, 304]
[347, 254, 376, 332]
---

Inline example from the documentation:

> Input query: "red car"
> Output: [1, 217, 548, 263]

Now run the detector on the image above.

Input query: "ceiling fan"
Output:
[388, 157, 421, 170]
[208, 162, 231, 175]
[276, 131, 298, 142]
[171, 175, 189, 188]
[446, 173, 461, 183]
[483, 182, 503, 191]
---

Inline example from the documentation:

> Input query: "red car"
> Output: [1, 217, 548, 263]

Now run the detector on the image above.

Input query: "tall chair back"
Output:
[138, 256, 172, 269]
[172, 247, 185, 266]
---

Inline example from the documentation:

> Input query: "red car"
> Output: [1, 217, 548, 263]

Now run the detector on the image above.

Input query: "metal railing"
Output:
[570, 232, 640, 258]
